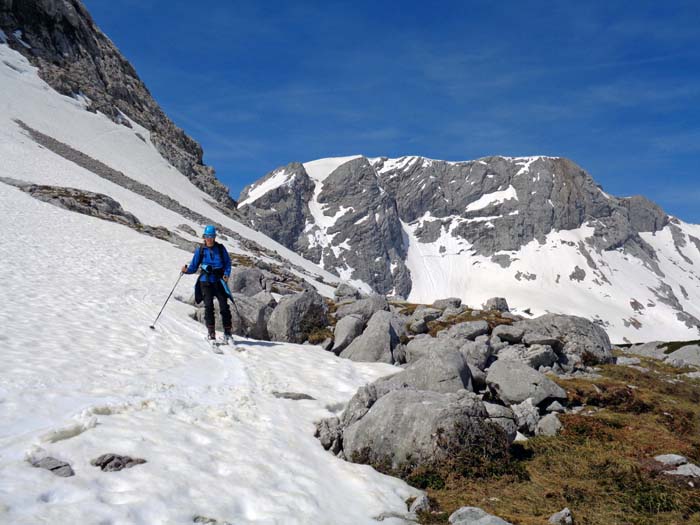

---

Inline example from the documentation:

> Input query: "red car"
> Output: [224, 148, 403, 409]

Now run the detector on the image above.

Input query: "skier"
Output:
[181, 225, 233, 343]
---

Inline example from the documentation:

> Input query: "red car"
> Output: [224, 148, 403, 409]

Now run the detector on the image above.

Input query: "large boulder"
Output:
[491, 324, 524, 344]
[266, 290, 328, 343]
[664, 344, 700, 368]
[432, 297, 462, 310]
[332, 314, 365, 354]
[229, 267, 266, 296]
[335, 295, 389, 323]
[439, 320, 490, 342]
[486, 360, 567, 406]
[230, 293, 273, 340]
[340, 310, 399, 363]
[405, 335, 462, 363]
[377, 348, 473, 394]
[483, 297, 510, 312]
[334, 282, 361, 301]
[497, 344, 557, 370]
[343, 389, 508, 473]
[460, 340, 494, 371]
[514, 314, 613, 368]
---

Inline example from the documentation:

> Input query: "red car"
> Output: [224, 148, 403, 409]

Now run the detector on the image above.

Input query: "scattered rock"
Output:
[497, 344, 557, 370]
[334, 282, 361, 301]
[536, 413, 562, 436]
[432, 297, 462, 310]
[229, 293, 273, 340]
[332, 314, 365, 354]
[484, 297, 509, 312]
[545, 400, 566, 413]
[491, 324, 524, 344]
[377, 347, 473, 394]
[616, 356, 641, 366]
[449, 506, 512, 525]
[667, 463, 700, 477]
[511, 398, 540, 434]
[441, 320, 490, 342]
[654, 454, 688, 467]
[90, 453, 146, 472]
[343, 390, 509, 474]
[335, 295, 389, 323]
[272, 391, 315, 401]
[548, 507, 573, 525]
[340, 310, 399, 363]
[409, 494, 431, 513]
[31, 457, 75, 477]
[483, 402, 518, 442]
[267, 290, 328, 344]
[514, 314, 613, 369]
[486, 360, 567, 406]
[229, 267, 266, 296]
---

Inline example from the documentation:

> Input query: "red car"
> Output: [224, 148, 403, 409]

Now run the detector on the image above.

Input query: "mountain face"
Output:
[0, 0, 234, 210]
[239, 155, 700, 343]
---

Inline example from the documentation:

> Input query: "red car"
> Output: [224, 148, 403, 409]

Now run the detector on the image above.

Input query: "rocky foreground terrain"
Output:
[183, 274, 700, 524]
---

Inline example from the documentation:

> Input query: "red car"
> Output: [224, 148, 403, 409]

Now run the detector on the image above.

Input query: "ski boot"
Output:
[223, 326, 234, 346]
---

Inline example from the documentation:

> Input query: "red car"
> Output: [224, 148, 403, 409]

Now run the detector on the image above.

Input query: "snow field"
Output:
[0, 183, 418, 524]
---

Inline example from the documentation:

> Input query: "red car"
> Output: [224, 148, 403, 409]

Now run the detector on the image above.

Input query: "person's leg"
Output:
[216, 281, 232, 334]
[202, 281, 216, 337]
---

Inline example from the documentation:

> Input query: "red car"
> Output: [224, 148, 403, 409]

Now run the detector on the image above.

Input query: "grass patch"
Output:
[426, 309, 513, 338]
[661, 339, 700, 355]
[419, 354, 700, 525]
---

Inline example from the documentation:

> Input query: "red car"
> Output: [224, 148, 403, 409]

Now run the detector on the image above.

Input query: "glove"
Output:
[181, 265, 188, 273]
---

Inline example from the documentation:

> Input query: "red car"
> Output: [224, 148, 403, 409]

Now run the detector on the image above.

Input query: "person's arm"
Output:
[223, 246, 232, 279]
[182, 248, 202, 274]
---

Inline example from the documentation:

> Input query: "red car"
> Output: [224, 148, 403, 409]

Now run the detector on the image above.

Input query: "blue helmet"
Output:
[203, 225, 217, 238]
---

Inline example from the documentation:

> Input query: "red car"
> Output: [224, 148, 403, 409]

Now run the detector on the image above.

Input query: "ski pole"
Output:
[221, 278, 245, 329]
[150, 272, 184, 329]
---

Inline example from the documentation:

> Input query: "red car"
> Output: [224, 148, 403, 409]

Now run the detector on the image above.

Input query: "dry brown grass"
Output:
[419, 355, 700, 524]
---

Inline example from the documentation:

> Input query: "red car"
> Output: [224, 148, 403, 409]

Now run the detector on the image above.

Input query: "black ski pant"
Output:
[201, 280, 231, 331]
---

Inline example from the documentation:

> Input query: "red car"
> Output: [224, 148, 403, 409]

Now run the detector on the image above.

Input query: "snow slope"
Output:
[0, 44, 417, 523]
[0, 43, 339, 296]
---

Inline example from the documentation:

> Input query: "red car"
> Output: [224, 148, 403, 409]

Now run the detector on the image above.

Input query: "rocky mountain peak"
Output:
[0, 0, 236, 210]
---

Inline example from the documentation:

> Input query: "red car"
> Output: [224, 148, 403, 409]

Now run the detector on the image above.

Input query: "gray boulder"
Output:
[514, 314, 613, 369]
[230, 293, 273, 340]
[511, 399, 541, 434]
[484, 297, 510, 312]
[90, 454, 146, 472]
[536, 413, 563, 436]
[497, 344, 557, 370]
[654, 454, 688, 467]
[433, 297, 462, 310]
[664, 344, 700, 368]
[486, 360, 567, 406]
[335, 295, 389, 323]
[492, 324, 524, 343]
[483, 402, 518, 442]
[449, 506, 512, 525]
[334, 282, 361, 301]
[548, 508, 573, 525]
[252, 291, 277, 309]
[440, 320, 490, 342]
[406, 335, 462, 363]
[32, 457, 75, 477]
[267, 290, 328, 344]
[340, 310, 399, 363]
[343, 389, 508, 473]
[377, 348, 473, 394]
[460, 340, 493, 371]
[229, 267, 266, 296]
[332, 314, 365, 354]
[315, 417, 343, 455]
[410, 307, 444, 323]
[622, 341, 665, 359]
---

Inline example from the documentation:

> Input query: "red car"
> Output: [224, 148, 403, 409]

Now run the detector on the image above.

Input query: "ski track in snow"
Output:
[0, 44, 417, 524]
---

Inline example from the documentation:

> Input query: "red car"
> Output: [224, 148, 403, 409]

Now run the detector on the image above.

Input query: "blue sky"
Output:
[83, 0, 700, 222]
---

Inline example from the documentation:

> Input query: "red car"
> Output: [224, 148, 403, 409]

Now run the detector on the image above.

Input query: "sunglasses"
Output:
[203, 235, 216, 239]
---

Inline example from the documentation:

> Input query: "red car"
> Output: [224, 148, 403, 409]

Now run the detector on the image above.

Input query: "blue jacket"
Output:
[185, 242, 232, 283]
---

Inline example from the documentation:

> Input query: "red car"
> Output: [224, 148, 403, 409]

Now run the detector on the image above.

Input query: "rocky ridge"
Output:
[239, 155, 700, 342]
[0, 0, 235, 210]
